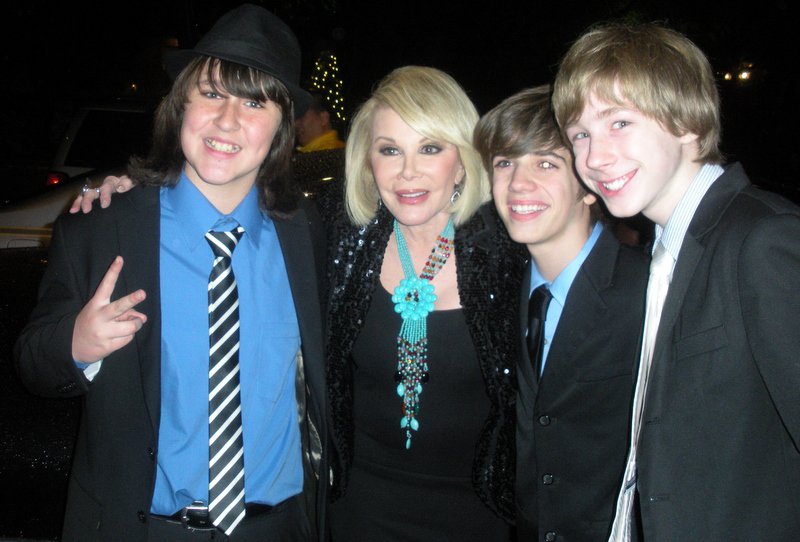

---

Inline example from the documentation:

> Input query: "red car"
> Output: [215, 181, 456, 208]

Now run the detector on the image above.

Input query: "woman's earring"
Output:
[450, 183, 463, 205]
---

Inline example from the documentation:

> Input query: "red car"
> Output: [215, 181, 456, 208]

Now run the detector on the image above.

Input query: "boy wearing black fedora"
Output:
[15, 4, 329, 541]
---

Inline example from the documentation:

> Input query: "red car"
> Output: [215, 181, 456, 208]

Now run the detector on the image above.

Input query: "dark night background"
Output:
[0, 1, 797, 540]
[1, 0, 798, 200]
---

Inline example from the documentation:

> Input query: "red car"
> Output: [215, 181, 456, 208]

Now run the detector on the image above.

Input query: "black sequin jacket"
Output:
[326, 203, 527, 522]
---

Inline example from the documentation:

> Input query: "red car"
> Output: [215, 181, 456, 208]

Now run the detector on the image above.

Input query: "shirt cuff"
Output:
[75, 359, 103, 381]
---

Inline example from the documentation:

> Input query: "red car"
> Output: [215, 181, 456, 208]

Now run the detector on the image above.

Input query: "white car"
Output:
[0, 102, 153, 248]
[0, 171, 124, 248]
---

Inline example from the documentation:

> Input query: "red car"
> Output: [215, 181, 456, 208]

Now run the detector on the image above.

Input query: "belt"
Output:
[153, 501, 277, 531]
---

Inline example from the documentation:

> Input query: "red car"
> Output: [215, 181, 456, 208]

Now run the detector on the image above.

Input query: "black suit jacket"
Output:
[516, 226, 648, 541]
[15, 185, 330, 542]
[636, 163, 800, 539]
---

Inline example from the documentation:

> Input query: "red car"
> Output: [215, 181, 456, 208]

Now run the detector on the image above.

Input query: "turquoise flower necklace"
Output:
[391, 217, 455, 449]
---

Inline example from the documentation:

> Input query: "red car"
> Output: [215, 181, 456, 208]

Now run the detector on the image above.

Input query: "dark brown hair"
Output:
[129, 56, 300, 214]
[475, 84, 601, 220]
[474, 85, 566, 173]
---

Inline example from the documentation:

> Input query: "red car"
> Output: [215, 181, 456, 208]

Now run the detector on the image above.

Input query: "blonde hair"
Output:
[552, 22, 722, 163]
[345, 66, 490, 226]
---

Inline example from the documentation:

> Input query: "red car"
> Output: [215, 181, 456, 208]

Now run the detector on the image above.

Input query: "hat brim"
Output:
[163, 49, 311, 119]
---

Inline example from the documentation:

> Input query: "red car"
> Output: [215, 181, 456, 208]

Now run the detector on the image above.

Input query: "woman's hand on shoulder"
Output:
[69, 175, 134, 214]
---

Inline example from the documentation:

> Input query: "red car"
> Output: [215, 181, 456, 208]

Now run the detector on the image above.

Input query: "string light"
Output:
[309, 51, 347, 123]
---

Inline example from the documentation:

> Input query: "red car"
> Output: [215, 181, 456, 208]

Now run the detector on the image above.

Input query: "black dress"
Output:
[329, 288, 512, 541]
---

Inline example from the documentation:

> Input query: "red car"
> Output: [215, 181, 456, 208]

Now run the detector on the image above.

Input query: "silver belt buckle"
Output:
[180, 500, 213, 531]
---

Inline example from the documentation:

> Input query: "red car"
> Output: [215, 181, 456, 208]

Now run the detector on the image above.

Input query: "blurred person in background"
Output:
[295, 92, 346, 153]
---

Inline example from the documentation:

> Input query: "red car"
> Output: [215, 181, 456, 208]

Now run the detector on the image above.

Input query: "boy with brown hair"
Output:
[475, 85, 647, 541]
[15, 5, 329, 541]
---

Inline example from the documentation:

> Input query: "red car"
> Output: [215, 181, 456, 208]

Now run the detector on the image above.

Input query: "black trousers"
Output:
[147, 495, 311, 542]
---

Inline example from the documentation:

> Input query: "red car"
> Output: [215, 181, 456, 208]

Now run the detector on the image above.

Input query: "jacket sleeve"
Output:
[14, 216, 95, 398]
[738, 212, 800, 450]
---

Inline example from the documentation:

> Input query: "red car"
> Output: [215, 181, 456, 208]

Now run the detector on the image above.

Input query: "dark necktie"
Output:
[205, 226, 246, 535]
[526, 284, 552, 379]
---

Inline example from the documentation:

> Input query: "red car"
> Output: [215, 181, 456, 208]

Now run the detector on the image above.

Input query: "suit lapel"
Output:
[116, 186, 162, 436]
[652, 234, 702, 365]
[648, 164, 750, 405]
[544, 228, 617, 381]
[273, 208, 325, 408]
[274, 209, 319, 339]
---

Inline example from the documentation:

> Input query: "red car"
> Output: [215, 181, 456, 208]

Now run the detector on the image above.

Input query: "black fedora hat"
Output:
[164, 3, 311, 115]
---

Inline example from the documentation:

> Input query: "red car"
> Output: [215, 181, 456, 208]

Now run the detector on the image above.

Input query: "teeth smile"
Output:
[602, 179, 626, 191]
[205, 138, 240, 153]
[399, 191, 426, 198]
[511, 204, 547, 214]
[600, 171, 636, 192]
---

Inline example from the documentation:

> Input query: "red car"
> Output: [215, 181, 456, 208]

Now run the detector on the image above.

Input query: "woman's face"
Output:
[369, 107, 464, 232]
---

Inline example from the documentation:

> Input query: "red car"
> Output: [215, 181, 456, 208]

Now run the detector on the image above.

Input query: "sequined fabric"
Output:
[326, 203, 527, 521]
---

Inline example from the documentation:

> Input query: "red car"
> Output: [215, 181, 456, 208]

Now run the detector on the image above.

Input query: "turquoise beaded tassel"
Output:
[391, 218, 455, 449]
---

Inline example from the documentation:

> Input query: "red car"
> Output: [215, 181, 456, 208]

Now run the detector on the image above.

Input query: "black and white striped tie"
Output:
[205, 226, 246, 535]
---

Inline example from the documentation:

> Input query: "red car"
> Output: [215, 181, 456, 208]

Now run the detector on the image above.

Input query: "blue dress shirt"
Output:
[151, 174, 302, 515]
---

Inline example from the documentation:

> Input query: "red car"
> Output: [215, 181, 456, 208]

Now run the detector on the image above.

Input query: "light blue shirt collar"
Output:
[530, 221, 604, 302]
[655, 163, 724, 259]
[162, 172, 263, 252]
[529, 221, 604, 372]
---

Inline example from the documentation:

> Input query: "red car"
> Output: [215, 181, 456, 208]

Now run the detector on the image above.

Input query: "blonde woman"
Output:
[326, 66, 522, 541]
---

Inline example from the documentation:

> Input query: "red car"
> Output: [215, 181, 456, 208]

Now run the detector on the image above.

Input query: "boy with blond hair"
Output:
[553, 22, 800, 540]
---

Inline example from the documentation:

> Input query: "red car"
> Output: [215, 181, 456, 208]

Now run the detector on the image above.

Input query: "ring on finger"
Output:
[81, 184, 101, 197]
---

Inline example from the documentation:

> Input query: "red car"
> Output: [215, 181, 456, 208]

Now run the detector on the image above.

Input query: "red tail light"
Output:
[46, 172, 68, 186]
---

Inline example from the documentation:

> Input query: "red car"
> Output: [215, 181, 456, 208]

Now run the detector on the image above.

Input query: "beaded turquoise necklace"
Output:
[391, 217, 455, 449]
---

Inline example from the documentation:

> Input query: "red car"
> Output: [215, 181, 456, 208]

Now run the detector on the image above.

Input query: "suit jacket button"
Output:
[137, 511, 147, 523]
[545, 531, 557, 541]
[147, 447, 155, 460]
[538, 415, 551, 426]
[542, 474, 554, 485]
[57, 381, 76, 394]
